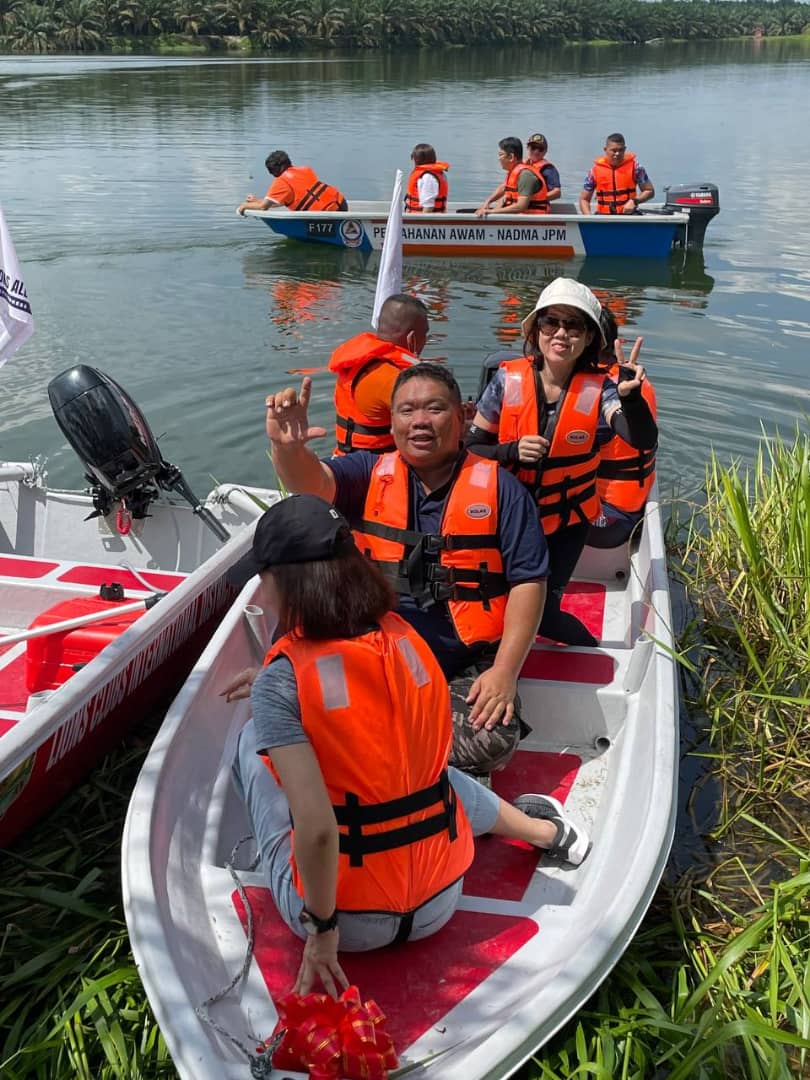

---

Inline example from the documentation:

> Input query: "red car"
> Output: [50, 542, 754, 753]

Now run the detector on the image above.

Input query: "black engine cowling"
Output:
[48, 365, 229, 541]
[664, 183, 720, 250]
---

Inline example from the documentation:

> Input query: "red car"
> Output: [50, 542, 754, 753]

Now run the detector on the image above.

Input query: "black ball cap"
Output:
[227, 494, 356, 588]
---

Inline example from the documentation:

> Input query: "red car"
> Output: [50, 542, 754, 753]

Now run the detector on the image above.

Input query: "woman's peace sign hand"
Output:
[614, 336, 646, 397]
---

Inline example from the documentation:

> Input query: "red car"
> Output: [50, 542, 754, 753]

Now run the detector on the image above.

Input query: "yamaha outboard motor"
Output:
[48, 365, 229, 542]
[664, 183, 720, 250]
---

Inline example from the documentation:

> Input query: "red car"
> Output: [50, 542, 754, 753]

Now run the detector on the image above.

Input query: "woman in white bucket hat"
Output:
[466, 278, 657, 646]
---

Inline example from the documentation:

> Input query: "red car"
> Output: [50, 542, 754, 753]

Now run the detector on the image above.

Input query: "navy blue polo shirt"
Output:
[325, 450, 549, 677]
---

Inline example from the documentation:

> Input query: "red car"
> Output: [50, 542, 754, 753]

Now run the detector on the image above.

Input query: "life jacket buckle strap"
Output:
[422, 533, 445, 556]
[334, 770, 457, 866]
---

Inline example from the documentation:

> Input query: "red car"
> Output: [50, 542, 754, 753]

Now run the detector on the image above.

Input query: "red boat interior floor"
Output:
[537, 581, 606, 643]
[233, 888, 537, 1053]
[232, 750, 581, 1049]
[463, 750, 581, 900]
[520, 649, 615, 686]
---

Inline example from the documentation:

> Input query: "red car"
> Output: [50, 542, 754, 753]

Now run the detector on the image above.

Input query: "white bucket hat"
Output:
[521, 277, 606, 345]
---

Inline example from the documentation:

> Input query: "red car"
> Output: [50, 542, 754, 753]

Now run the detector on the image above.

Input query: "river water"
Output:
[1, 40, 809, 499]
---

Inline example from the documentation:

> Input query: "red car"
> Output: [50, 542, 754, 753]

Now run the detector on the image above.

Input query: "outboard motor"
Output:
[664, 183, 720, 250]
[48, 365, 229, 542]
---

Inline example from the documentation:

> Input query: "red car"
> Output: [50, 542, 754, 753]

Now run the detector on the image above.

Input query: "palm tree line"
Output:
[1, 0, 809, 54]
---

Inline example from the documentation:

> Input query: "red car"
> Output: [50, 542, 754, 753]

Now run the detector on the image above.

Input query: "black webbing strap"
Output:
[294, 181, 329, 212]
[539, 464, 599, 498]
[538, 480, 598, 526]
[393, 912, 415, 944]
[543, 449, 595, 472]
[336, 414, 394, 453]
[598, 454, 656, 485]
[335, 770, 458, 868]
[336, 414, 392, 437]
[358, 519, 499, 552]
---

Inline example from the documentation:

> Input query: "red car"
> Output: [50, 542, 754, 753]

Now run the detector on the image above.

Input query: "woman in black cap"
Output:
[224, 494, 590, 997]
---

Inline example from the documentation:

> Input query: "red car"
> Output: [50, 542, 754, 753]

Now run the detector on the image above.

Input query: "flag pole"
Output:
[371, 170, 404, 330]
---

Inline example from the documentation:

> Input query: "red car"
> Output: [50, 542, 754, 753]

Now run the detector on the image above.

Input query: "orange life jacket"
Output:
[262, 612, 474, 915]
[597, 363, 657, 512]
[503, 162, 550, 214]
[328, 332, 417, 455]
[355, 452, 507, 647]
[497, 358, 603, 534]
[592, 153, 638, 215]
[405, 163, 449, 212]
[283, 165, 346, 212]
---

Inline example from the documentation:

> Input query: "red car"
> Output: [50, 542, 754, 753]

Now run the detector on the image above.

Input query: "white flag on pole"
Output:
[0, 203, 34, 369]
[371, 170, 404, 330]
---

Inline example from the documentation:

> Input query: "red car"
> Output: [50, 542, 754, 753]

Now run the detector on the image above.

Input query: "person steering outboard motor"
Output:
[48, 365, 229, 542]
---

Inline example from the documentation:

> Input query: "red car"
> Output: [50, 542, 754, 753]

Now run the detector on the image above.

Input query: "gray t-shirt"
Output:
[251, 657, 307, 754]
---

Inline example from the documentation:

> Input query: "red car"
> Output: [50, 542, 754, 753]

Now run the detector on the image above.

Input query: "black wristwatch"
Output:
[299, 907, 338, 935]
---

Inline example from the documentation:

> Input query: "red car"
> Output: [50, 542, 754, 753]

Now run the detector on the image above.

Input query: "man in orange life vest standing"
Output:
[405, 144, 449, 213]
[263, 363, 550, 781]
[237, 150, 347, 216]
[328, 293, 429, 456]
[578, 133, 654, 215]
[475, 136, 552, 217]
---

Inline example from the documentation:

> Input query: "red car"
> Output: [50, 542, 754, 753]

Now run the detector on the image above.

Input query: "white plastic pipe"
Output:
[243, 605, 269, 661]
[0, 595, 163, 647]
[0, 464, 33, 482]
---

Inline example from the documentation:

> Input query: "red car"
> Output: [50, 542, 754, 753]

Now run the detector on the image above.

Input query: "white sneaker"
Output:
[513, 793, 591, 867]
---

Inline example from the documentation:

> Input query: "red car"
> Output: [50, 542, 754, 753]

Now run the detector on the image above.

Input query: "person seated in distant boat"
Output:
[588, 308, 658, 548]
[578, 133, 654, 215]
[475, 136, 553, 217]
[260, 363, 549, 783]
[328, 293, 429, 456]
[524, 133, 562, 205]
[464, 278, 657, 647]
[237, 150, 347, 216]
[404, 143, 449, 213]
[223, 494, 590, 996]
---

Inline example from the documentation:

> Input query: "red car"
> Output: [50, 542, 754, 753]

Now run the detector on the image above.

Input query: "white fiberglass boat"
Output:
[0, 366, 277, 846]
[123, 487, 678, 1079]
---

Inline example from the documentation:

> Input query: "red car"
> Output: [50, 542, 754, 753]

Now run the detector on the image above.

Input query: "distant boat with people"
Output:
[242, 183, 719, 259]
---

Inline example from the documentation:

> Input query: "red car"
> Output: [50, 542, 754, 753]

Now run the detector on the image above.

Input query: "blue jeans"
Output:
[232, 718, 500, 951]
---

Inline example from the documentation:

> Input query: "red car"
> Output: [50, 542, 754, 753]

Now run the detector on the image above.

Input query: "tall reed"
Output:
[526, 428, 810, 1078]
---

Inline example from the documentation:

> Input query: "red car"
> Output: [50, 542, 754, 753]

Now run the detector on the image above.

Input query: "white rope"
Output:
[194, 835, 285, 1077]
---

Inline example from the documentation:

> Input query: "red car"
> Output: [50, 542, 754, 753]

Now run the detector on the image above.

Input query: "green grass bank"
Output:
[1, 429, 809, 1078]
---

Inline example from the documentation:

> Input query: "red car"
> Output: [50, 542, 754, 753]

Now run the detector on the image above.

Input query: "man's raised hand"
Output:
[266, 376, 327, 446]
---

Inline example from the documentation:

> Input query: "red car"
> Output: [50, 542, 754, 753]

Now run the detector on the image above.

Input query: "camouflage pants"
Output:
[447, 666, 526, 776]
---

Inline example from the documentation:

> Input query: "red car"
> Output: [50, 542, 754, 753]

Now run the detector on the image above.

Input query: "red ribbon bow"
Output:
[265, 985, 399, 1079]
